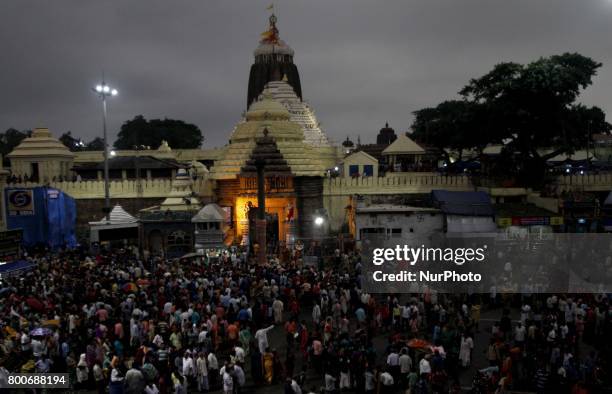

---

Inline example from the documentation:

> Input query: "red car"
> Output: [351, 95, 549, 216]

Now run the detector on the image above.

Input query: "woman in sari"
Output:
[263, 348, 274, 384]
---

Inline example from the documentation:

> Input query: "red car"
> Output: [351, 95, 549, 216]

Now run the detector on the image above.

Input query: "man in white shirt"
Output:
[514, 322, 526, 346]
[196, 352, 208, 392]
[254, 325, 275, 354]
[520, 304, 531, 324]
[20, 332, 31, 353]
[233, 346, 246, 365]
[399, 348, 412, 386]
[182, 351, 196, 389]
[312, 304, 322, 325]
[364, 369, 376, 393]
[419, 356, 431, 376]
[272, 298, 284, 324]
[290, 378, 303, 394]
[207, 351, 219, 388]
[379, 370, 394, 393]
[222, 366, 234, 394]
[324, 373, 336, 393]
[386, 349, 400, 383]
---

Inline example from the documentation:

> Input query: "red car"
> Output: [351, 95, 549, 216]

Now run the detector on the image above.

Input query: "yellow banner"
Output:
[550, 217, 564, 226]
[497, 217, 512, 227]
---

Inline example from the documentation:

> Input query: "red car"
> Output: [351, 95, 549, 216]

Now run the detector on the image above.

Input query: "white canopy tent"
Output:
[89, 205, 139, 242]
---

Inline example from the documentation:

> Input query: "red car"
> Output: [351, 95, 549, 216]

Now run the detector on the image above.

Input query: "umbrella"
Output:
[26, 297, 45, 312]
[30, 327, 53, 337]
[180, 252, 204, 259]
[0, 287, 14, 296]
[122, 283, 138, 293]
[3, 326, 17, 338]
[41, 319, 60, 328]
[407, 338, 431, 349]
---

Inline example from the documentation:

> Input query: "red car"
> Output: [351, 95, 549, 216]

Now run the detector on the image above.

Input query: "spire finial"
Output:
[260, 5, 280, 44]
[385, 122, 389, 128]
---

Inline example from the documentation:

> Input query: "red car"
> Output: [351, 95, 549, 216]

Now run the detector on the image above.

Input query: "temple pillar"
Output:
[256, 161, 267, 265]
[0, 163, 8, 231]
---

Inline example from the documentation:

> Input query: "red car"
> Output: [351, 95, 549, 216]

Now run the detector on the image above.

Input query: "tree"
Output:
[84, 137, 106, 151]
[114, 115, 203, 149]
[0, 128, 30, 166]
[411, 100, 490, 162]
[59, 131, 85, 152]
[411, 53, 611, 186]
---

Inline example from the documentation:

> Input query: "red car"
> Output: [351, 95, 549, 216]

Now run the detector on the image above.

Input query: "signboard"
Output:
[7, 189, 35, 216]
[504, 216, 564, 227]
[550, 217, 564, 226]
[0, 229, 22, 261]
[512, 216, 549, 226]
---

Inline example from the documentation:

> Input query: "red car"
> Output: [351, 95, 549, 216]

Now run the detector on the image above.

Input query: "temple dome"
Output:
[245, 90, 291, 122]
[211, 93, 326, 179]
[253, 13, 295, 57]
[254, 40, 295, 57]
[7, 127, 75, 159]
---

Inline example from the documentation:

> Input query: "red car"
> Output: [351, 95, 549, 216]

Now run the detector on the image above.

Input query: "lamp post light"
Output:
[93, 81, 118, 221]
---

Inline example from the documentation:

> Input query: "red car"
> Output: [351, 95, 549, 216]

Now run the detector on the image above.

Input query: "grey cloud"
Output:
[1, 0, 611, 148]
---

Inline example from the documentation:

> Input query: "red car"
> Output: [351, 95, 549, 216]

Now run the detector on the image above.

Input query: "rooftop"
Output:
[356, 204, 441, 213]
[7, 128, 75, 158]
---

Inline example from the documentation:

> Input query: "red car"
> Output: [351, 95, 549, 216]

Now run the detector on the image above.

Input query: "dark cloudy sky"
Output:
[2, 1, 612, 148]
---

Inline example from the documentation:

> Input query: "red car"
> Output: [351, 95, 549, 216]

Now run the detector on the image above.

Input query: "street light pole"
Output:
[93, 79, 118, 221]
[102, 95, 110, 220]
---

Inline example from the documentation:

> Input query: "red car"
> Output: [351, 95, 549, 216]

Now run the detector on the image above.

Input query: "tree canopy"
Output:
[59, 131, 85, 152]
[85, 137, 105, 151]
[114, 115, 203, 150]
[0, 128, 30, 166]
[411, 53, 611, 186]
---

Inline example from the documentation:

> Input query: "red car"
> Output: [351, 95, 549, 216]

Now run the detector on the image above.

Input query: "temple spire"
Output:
[248, 5, 301, 107]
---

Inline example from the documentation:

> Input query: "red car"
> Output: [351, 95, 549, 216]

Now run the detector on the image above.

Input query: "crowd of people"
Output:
[0, 244, 611, 393]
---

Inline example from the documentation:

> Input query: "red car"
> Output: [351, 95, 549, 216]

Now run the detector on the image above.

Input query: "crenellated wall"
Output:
[323, 174, 473, 231]
[6, 177, 214, 199]
[553, 173, 612, 192]
[4, 172, 612, 234]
